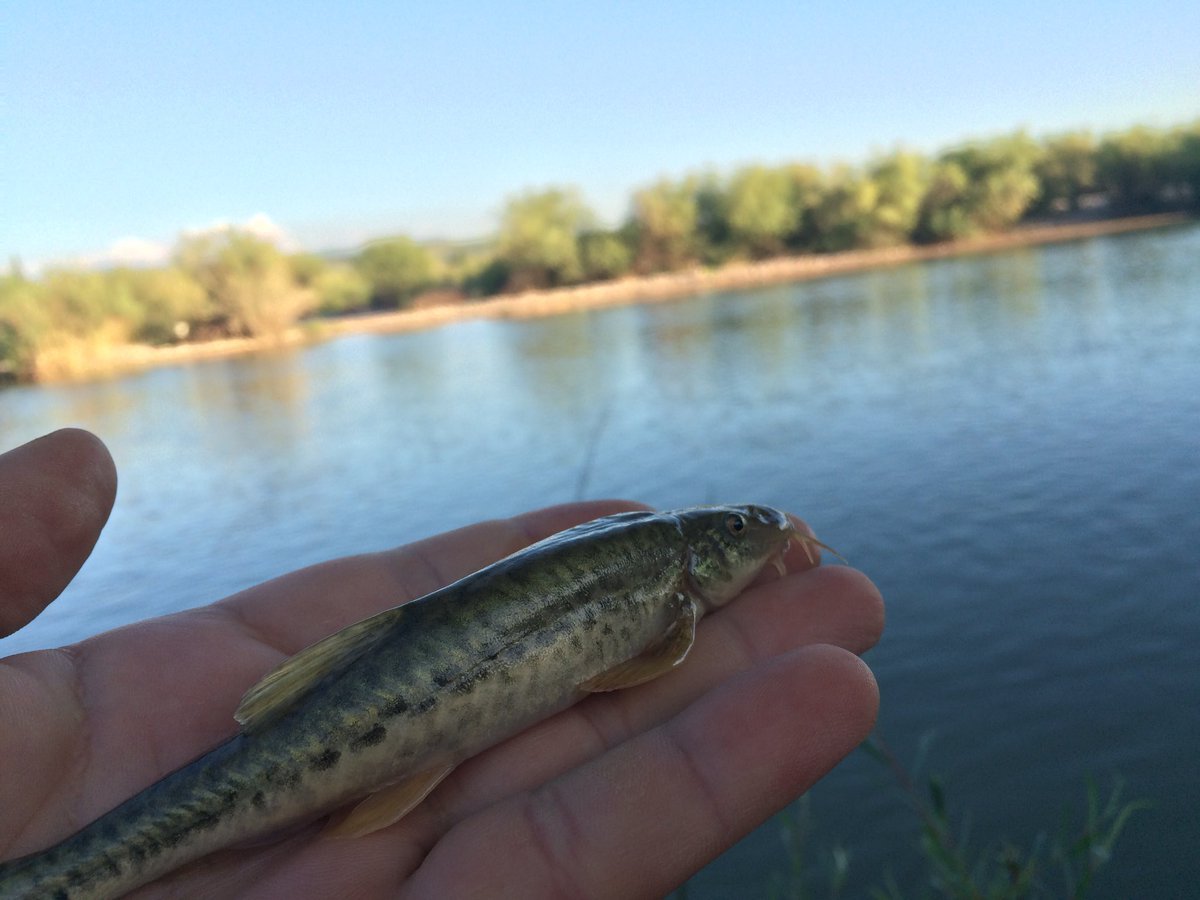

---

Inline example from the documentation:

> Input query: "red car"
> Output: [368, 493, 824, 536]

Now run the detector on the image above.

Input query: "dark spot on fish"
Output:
[193, 809, 221, 831]
[570, 634, 583, 650]
[350, 724, 388, 751]
[416, 696, 438, 713]
[129, 843, 146, 864]
[252, 790, 266, 809]
[383, 696, 409, 717]
[602, 623, 614, 636]
[102, 853, 121, 877]
[432, 669, 454, 687]
[312, 748, 341, 771]
[619, 625, 633, 640]
[279, 767, 303, 789]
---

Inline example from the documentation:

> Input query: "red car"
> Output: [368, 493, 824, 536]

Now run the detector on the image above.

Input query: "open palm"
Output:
[1, 429, 882, 899]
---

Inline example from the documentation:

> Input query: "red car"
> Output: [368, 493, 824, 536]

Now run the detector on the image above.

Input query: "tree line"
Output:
[2, 119, 1198, 381]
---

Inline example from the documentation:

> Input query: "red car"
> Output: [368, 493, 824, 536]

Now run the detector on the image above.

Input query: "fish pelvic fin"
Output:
[580, 593, 698, 692]
[326, 764, 456, 839]
[235, 606, 405, 732]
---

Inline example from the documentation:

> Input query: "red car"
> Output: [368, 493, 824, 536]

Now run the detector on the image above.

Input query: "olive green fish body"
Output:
[0, 506, 796, 899]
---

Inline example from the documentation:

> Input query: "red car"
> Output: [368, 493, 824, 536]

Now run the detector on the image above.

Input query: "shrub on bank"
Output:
[4, 119, 1198, 382]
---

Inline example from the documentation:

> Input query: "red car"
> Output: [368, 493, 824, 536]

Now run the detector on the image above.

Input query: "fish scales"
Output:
[0, 505, 798, 899]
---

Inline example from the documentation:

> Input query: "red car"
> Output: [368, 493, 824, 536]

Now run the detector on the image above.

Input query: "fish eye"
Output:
[725, 513, 747, 536]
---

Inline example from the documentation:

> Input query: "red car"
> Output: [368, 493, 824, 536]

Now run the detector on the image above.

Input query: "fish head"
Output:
[676, 504, 796, 611]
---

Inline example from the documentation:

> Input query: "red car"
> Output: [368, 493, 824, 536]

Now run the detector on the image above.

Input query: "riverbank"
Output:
[25, 212, 1196, 383]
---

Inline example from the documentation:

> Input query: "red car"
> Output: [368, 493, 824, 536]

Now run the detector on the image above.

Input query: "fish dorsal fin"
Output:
[326, 764, 456, 839]
[235, 607, 404, 732]
[580, 594, 698, 693]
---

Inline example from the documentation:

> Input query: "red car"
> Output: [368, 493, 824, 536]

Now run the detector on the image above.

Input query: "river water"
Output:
[2, 224, 1198, 897]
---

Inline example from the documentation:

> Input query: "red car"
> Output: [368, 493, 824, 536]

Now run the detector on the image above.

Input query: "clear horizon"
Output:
[5, 0, 1198, 270]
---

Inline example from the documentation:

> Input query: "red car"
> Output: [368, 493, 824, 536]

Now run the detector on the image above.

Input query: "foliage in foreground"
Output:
[750, 735, 1148, 900]
[4, 118, 1199, 381]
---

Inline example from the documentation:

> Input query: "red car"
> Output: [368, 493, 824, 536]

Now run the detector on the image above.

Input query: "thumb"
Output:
[0, 428, 117, 638]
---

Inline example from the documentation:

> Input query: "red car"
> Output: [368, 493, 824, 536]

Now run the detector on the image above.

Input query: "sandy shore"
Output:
[35, 212, 1197, 382]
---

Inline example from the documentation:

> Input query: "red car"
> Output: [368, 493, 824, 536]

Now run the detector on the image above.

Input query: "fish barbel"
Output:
[0, 504, 818, 899]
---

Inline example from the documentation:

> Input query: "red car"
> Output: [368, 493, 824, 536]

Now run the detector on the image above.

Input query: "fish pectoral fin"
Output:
[580, 594, 699, 693]
[235, 606, 405, 732]
[326, 764, 456, 839]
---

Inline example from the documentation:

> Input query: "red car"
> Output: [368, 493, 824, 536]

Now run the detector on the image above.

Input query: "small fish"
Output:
[0, 505, 823, 899]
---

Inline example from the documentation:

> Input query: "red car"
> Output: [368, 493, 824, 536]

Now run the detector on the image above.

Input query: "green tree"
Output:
[314, 263, 372, 315]
[1096, 125, 1182, 212]
[177, 230, 314, 338]
[811, 165, 881, 251]
[434, 240, 495, 289]
[0, 274, 45, 380]
[782, 163, 825, 251]
[111, 266, 211, 344]
[692, 172, 734, 264]
[354, 237, 437, 309]
[1032, 131, 1098, 213]
[463, 258, 511, 297]
[955, 133, 1042, 231]
[578, 229, 633, 281]
[288, 252, 328, 288]
[494, 187, 593, 290]
[813, 152, 930, 251]
[0, 269, 148, 380]
[725, 165, 800, 258]
[630, 177, 700, 272]
[916, 133, 1040, 241]
[1173, 121, 1200, 209]
[286, 252, 372, 315]
[38, 269, 143, 338]
[915, 160, 974, 242]
[866, 150, 929, 245]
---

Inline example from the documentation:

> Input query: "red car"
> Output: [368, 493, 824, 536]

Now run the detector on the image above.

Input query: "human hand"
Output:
[0, 429, 883, 899]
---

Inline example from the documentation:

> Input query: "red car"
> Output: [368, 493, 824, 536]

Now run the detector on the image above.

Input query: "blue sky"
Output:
[5, 1, 1198, 268]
